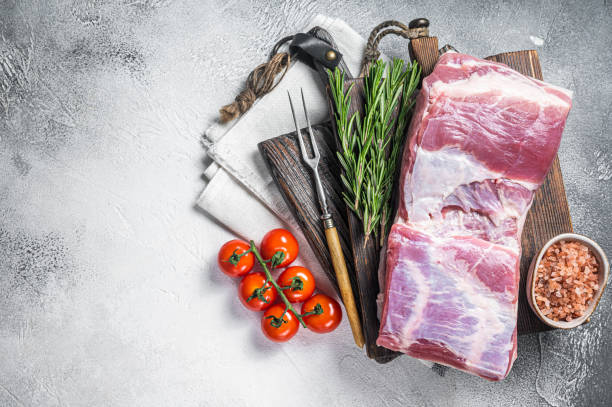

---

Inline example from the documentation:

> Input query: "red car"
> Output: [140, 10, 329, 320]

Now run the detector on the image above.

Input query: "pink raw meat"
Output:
[377, 53, 572, 381]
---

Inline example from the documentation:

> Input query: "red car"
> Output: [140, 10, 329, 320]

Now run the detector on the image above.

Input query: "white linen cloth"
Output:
[196, 15, 370, 289]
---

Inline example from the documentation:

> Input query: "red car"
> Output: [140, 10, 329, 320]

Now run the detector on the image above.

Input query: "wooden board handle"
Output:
[325, 226, 365, 348]
[409, 36, 439, 77]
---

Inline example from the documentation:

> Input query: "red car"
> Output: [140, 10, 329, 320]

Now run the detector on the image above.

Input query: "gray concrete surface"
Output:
[0, 0, 610, 406]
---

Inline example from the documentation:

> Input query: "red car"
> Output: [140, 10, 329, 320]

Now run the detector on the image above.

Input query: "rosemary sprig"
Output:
[329, 69, 361, 215]
[379, 60, 420, 245]
[329, 59, 421, 246]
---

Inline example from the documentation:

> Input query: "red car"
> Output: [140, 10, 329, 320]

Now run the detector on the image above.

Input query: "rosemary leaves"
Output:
[329, 59, 420, 246]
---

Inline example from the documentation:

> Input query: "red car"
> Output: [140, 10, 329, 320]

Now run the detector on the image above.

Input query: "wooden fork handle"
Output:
[324, 225, 365, 348]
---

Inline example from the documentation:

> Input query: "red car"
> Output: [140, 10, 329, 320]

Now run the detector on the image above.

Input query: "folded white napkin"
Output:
[199, 15, 366, 214]
[196, 15, 370, 290]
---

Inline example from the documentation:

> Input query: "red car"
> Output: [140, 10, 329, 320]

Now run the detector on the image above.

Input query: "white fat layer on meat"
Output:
[395, 252, 430, 343]
[429, 69, 572, 108]
[404, 147, 534, 231]
[443, 244, 515, 373]
[394, 234, 515, 377]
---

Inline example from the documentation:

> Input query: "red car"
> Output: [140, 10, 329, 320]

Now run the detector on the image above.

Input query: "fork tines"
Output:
[287, 88, 320, 168]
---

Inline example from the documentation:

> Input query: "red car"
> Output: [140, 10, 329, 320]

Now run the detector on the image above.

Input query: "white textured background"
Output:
[0, 1, 610, 406]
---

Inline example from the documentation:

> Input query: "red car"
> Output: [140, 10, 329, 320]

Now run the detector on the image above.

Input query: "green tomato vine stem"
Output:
[249, 240, 308, 328]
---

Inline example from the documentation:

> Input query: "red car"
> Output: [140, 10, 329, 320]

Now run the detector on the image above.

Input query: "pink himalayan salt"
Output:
[534, 240, 599, 322]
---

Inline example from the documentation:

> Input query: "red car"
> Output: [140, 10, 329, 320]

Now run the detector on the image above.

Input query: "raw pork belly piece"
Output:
[377, 53, 572, 381]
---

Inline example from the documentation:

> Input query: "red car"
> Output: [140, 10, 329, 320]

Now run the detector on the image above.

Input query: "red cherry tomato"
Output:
[261, 304, 299, 342]
[277, 266, 316, 303]
[260, 228, 299, 268]
[238, 272, 277, 311]
[218, 239, 254, 278]
[301, 294, 342, 333]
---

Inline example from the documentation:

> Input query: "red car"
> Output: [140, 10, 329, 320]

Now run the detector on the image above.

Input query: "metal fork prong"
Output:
[287, 91, 310, 164]
[300, 88, 320, 161]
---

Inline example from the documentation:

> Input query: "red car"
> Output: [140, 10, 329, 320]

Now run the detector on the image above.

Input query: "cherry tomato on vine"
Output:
[277, 266, 315, 303]
[238, 272, 277, 311]
[260, 228, 299, 268]
[261, 304, 299, 342]
[218, 239, 254, 278]
[301, 294, 342, 333]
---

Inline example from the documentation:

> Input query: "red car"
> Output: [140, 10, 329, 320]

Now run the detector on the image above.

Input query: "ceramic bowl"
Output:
[526, 233, 609, 329]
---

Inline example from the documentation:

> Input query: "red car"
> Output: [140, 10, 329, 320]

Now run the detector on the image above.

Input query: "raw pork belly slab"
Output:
[377, 53, 572, 381]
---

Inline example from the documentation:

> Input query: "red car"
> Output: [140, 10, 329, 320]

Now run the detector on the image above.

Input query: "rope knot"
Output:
[219, 52, 290, 123]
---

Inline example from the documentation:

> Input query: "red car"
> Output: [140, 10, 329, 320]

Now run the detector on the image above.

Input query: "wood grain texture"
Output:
[346, 211, 399, 362]
[486, 50, 573, 334]
[409, 36, 439, 77]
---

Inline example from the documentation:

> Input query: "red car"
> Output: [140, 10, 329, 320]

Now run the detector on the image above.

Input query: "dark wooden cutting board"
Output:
[259, 47, 572, 363]
[258, 123, 357, 304]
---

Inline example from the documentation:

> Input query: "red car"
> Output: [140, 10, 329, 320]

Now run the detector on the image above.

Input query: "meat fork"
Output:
[287, 89, 365, 348]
